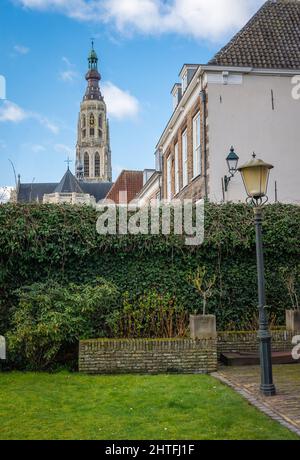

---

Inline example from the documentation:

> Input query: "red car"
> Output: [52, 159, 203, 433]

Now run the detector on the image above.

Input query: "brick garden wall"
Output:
[217, 330, 296, 358]
[79, 338, 218, 375]
[79, 331, 296, 375]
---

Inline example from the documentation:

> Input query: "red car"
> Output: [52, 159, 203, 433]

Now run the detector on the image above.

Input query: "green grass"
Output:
[0, 372, 298, 440]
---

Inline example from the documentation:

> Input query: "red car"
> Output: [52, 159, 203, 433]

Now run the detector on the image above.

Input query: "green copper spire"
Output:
[88, 40, 98, 70]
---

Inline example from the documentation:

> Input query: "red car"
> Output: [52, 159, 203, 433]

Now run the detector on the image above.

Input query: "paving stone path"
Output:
[213, 364, 300, 437]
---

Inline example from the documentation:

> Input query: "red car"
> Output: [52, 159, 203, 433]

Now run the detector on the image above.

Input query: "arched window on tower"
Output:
[98, 114, 103, 139]
[101, 152, 105, 175]
[90, 113, 95, 136]
[82, 115, 86, 138]
[84, 152, 89, 177]
[95, 152, 100, 177]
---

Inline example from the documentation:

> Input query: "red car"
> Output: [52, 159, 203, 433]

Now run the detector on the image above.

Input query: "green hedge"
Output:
[0, 202, 299, 333]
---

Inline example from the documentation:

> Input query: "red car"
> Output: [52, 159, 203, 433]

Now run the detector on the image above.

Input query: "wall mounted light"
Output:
[224, 146, 239, 192]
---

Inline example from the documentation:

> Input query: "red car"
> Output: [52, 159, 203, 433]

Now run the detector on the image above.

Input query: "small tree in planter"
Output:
[280, 267, 300, 332]
[187, 266, 217, 339]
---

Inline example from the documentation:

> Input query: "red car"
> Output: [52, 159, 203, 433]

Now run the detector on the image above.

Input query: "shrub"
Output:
[7, 278, 119, 370]
[0, 202, 299, 333]
[108, 291, 189, 338]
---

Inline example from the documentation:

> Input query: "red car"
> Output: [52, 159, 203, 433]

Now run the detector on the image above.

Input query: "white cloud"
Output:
[0, 187, 13, 203]
[15, 0, 265, 41]
[22, 142, 47, 153]
[33, 113, 59, 134]
[102, 82, 140, 119]
[62, 56, 72, 66]
[60, 70, 78, 82]
[0, 100, 59, 134]
[59, 56, 78, 82]
[0, 101, 28, 122]
[14, 44, 30, 54]
[54, 143, 73, 156]
[31, 144, 46, 153]
[102, 0, 266, 41]
[16, 0, 102, 20]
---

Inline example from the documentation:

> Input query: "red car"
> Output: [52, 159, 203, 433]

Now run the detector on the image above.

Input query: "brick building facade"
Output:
[162, 95, 208, 202]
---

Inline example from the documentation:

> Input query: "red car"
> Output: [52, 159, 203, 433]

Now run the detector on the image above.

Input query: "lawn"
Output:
[0, 372, 298, 440]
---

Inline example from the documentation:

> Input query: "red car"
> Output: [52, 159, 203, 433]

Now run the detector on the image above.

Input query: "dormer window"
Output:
[179, 64, 198, 95]
[155, 149, 162, 172]
[182, 71, 188, 93]
[171, 83, 182, 111]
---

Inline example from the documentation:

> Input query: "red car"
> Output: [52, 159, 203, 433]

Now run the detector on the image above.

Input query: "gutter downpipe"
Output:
[200, 87, 208, 200]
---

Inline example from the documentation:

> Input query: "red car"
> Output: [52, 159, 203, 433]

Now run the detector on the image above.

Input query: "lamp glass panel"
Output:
[241, 166, 270, 198]
[227, 158, 238, 172]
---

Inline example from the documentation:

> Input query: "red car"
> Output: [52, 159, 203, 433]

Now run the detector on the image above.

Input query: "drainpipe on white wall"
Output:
[200, 90, 208, 200]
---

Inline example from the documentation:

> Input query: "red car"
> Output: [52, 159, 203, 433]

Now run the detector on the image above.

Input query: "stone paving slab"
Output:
[212, 364, 300, 437]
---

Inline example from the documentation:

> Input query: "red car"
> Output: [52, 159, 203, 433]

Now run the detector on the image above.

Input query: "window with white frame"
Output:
[193, 112, 201, 178]
[167, 155, 172, 201]
[182, 130, 188, 188]
[174, 143, 179, 194]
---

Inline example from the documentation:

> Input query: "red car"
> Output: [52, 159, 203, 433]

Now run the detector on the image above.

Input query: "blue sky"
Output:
[0, 0, 263, 190]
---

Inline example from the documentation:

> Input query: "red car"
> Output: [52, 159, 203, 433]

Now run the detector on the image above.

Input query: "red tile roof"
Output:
[105, 170, 143, 204]
[209, 0, 300, 69]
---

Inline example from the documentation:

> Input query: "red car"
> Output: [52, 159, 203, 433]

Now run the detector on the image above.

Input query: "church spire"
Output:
[76, 44, 112, 183]
[84, 41, 102, 102]
[88, 40, 98, 70]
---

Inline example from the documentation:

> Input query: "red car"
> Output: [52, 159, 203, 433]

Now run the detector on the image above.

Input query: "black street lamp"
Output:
[238, 153, 276, 397]
[224, 147, 239, 192]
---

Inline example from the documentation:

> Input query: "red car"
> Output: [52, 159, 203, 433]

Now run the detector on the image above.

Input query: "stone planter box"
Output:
[286, 310, 300, 332]
[190, 314, 217, 340]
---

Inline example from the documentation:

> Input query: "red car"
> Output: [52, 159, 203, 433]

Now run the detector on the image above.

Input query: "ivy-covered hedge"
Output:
[0, 202, 299, 334]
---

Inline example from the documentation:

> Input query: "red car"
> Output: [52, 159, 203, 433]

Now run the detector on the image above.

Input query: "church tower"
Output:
[76, 43, 112, 182]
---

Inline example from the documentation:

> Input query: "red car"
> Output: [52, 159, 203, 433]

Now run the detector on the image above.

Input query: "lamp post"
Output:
[224, 146, 239, 192]
[238, 153, 276, 397]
